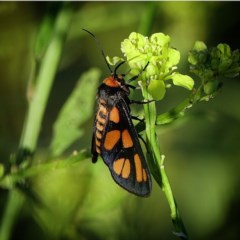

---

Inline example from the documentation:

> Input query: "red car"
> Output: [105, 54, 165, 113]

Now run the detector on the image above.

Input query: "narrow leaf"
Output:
[50, 68, 101, 156]
[172, 73, 194, 90]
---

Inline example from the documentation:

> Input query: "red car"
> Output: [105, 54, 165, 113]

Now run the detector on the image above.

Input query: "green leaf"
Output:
[147, 79, 166, 100]
[166, 48, 180, 68]
[129, 32, 147, 48]
[193, 41, 207, 52]
[188, 53, 198, 65]
[172, 73, 194, 90]
[203, 80, 220, 95]
[150, 33, 170, 46]
[106, 56, 124, 66]
[217, 43, 231, 57]
[50, 68, 101, 156]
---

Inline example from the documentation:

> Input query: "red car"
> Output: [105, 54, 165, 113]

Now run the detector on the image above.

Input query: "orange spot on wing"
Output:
[122, 129, 133, 148]
[104, 130, 121, 150]
[143, 169, 148, 182]
[134, 154, 143, 182]
[103, 76, 120, 88]
[109, 107, 120, 123]
[122, 159, 131, 178]
[113, 158, 125, 175]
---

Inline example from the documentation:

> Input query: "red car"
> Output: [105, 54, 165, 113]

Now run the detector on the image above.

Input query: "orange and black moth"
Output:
[83, 28, 151, 196]
[91, 64, 152, 197]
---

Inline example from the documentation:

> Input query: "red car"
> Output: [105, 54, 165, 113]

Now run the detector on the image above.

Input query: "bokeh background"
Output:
[0, 2, 240, 240]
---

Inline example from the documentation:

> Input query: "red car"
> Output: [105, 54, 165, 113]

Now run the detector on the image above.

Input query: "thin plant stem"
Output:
[140, 82, 188, 239]
[137, 4, 189, 238]
[0, 150, 90, 189]
[19, 4, 74, 152]
[0, 190, 24, 240]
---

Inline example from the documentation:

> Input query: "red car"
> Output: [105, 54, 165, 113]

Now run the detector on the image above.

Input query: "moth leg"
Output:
[127, 62, 150, 82]
[138, 133, 147, 150]
[131, 115, 144, 123]
[126, 84, 136, 90]
[130, 99, 155, 105]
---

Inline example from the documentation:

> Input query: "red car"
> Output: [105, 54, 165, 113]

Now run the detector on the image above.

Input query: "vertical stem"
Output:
[20, 4, 74, 152]
[0, 190, 24, 240]
[137, 2, 188, 237]
[140, 82, 188, 239]
[0, 4, 74, 240]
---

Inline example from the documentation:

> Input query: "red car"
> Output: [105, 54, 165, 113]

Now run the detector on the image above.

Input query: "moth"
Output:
[84, 29, 152, 196]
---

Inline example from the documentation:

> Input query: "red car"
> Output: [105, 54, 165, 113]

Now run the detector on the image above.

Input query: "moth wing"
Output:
[101, 98, 152, 197]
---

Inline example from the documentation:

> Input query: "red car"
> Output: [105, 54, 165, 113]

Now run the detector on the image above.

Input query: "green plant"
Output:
[0, 3, 240, 240]
[107, 32, 240, 239]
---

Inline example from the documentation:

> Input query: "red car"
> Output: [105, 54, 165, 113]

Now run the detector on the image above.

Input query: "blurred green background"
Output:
[0, 2, 240, 240]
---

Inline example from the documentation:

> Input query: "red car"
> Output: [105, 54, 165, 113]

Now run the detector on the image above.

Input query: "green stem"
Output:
[20, 4, 73, 152]
[156, 86, 203, 126]
[0, 190, 24, 240]
[140, 82, 188, 239]
[0, 4, 74, 240]
[156, 96, 192, 125]
[0, 150, 90, 189]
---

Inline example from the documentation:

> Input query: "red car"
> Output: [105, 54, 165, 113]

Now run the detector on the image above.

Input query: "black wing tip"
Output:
[123, 184, 152, 197]
[133, 190, 151, 198]
[110, 170, 152, 197]
[133, 183, 152, 197]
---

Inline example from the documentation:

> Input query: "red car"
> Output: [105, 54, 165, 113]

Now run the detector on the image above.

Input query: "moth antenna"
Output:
[127, 62, 149, 83]
[113, 61, 125, 77]
[82, 28, 112, 74]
